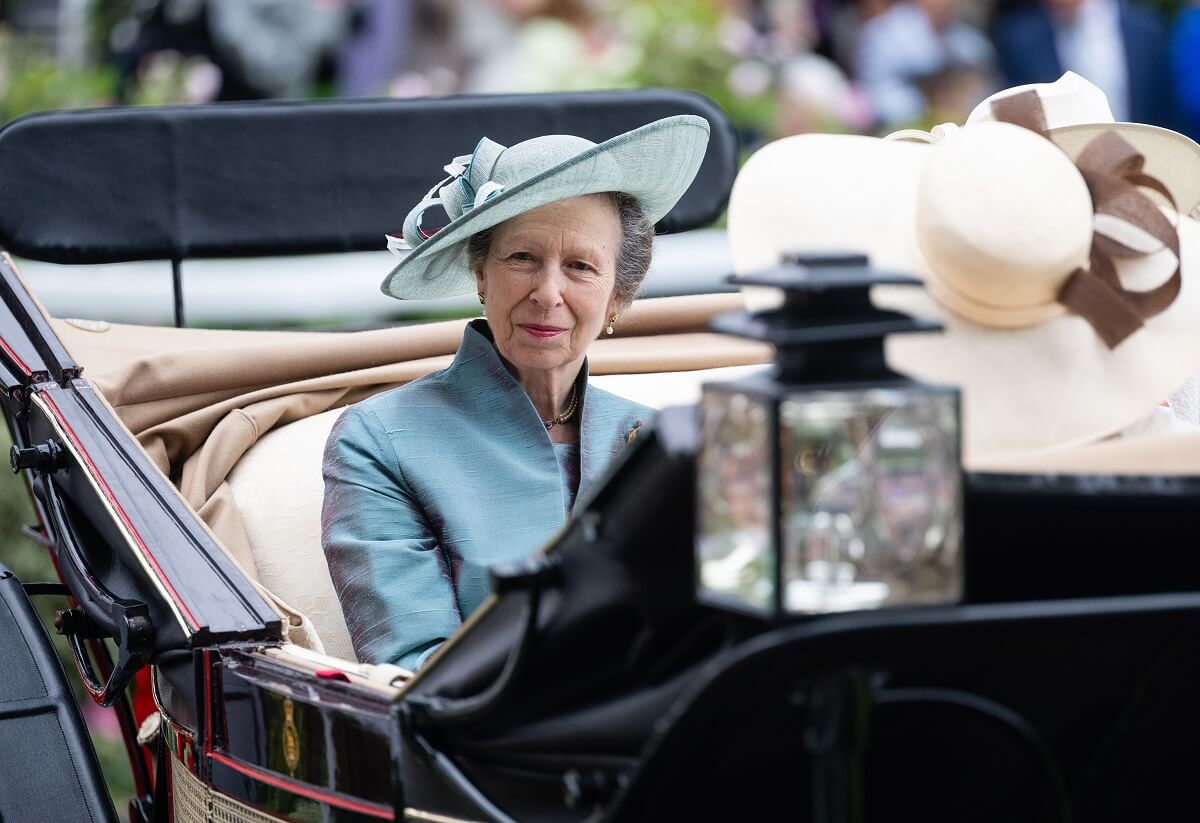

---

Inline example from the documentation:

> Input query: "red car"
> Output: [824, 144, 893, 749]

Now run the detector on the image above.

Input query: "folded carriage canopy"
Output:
[0, 89, 738, 265]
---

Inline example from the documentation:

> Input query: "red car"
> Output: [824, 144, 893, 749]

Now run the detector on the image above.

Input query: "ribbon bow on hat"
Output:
[387, 137, 508, 254]
[990, 90, 1181, 349]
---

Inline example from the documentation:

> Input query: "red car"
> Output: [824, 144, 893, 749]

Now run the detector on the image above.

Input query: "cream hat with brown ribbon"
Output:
[967, 72, 1200, 217]
[728, 78, 1200, 468]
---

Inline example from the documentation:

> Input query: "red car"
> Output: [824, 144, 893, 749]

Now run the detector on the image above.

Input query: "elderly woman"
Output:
[322, 115, 710, 670]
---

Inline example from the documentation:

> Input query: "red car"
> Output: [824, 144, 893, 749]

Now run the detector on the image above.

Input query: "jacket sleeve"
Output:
[321, 404, 462, 670]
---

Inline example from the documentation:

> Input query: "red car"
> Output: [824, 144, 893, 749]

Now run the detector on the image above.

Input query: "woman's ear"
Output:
[473, 268, 487, 298]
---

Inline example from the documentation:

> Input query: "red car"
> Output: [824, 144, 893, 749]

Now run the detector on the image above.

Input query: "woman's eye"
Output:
[509, 251, 533, 262]
[569, 261, 596, 273]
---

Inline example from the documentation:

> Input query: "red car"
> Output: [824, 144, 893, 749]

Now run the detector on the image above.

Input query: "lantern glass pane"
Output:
[696, 388, 774, 614]
[780, 388, 961, 613]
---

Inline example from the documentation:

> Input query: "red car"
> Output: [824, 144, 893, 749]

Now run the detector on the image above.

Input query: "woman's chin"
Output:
[505, 344, 579, 375]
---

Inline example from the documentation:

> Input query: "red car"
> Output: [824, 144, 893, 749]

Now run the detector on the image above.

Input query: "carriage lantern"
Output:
[696, 252, 963, 618]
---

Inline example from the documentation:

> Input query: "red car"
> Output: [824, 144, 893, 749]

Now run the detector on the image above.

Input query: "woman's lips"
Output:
[519, 324, 567, 340]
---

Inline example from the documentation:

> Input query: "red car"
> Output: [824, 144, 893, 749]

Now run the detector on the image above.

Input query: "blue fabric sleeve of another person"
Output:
[321, 404, 461, 671]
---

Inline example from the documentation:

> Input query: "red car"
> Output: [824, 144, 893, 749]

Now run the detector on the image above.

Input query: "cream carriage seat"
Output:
[225, 365, 767, 662]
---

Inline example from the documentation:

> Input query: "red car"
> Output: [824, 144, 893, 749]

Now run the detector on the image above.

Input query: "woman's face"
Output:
[475, 194, 622, 378]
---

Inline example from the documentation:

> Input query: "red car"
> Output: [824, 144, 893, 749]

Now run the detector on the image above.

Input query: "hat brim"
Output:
[1051, 122, 1200, 214]
[727, 132, 1200, 465]
[381, 114, 711, 300]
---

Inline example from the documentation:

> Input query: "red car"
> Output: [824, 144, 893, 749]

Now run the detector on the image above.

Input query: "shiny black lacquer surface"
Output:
[0, 254, 281, 653]
[29, 381, 281, 647]
[207, 756, 389, 823]
[605, 592, 1200, 822]
[965, 472, 1200, 601]
[213, 651, 395, 812]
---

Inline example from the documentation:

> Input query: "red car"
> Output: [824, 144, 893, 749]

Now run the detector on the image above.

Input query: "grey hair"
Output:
[466, 191, 655, 309]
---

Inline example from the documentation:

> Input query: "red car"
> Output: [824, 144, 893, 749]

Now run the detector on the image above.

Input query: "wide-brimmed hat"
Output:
[966, 72, 1200, 215]
[727, 79, 1200, 466]
[380, 115, 711, 300]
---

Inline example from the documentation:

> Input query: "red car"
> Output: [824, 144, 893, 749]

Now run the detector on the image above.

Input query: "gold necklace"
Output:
[543, 384, 579, 430]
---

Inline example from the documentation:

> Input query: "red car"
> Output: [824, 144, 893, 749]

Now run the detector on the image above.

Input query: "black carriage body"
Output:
[2, 89, 1200, 823]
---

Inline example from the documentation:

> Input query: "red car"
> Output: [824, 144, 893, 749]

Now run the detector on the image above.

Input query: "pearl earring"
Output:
[607, 313, 617, 336]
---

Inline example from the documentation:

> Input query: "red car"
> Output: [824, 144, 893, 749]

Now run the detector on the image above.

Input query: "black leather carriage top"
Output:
[0, 89, 738, 265]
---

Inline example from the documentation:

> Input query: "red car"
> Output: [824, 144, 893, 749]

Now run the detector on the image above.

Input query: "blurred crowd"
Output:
[1, 0, 1197, 142]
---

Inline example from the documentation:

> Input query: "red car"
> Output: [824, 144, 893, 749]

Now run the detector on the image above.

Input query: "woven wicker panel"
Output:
[172, 753, 288, 823]
[211, 792, 288, 823]
[171, 754, 209, 823]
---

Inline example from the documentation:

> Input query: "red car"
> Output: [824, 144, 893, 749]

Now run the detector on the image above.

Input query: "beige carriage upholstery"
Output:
[50, 294, 773, 660]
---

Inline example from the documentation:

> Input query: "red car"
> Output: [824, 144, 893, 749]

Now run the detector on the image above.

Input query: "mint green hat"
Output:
[381, 114, 711, 300]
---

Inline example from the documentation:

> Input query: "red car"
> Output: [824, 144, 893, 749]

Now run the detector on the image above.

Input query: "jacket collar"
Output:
[451, 319, 618, 497]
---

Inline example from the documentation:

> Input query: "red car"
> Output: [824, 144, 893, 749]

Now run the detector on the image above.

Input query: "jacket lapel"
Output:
[454, 320, 643, 511]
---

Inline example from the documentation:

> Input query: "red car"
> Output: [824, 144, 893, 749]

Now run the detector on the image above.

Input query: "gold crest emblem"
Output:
[282, 697, 300, 777]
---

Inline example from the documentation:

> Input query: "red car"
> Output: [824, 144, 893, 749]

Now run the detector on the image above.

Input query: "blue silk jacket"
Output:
[321, 320, 653, 670]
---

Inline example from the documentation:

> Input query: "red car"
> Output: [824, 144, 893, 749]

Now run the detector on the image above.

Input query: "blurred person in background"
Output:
[991, 0, 1174, 126]
[458, 0, 635, 94]
[1171, 0, 1200, 142]
[854, 0, 995, 129]
[382, 0, 628, 98]
[774, 51, 872, 135]
[110, 0, 228, 101]
[336, 0, 411, 97]
[206, 0, 350, 98]
[917, 62, 994, 122]
[818, 0, 891, 73]
[383, 0, 466, 97]
[112, 0, 351, 101]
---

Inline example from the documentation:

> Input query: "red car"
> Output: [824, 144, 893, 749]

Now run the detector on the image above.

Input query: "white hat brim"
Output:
[1051, 122, 1200, 215]
[381, 114, 711, 300]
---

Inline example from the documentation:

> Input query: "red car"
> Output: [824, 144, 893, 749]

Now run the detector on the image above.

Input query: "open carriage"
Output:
[1, 89, 1200, 823]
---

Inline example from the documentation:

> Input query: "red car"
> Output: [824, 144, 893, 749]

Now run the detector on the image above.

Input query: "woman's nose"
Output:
[528, 264, 565, 308]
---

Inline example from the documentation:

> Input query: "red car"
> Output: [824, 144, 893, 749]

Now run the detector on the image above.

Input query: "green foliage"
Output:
[0, 436, 40, 582]
[126, 50, 196, 107]
[615, 0, 778, 135]
[87, 0, 141, 61]
[0, 26, 117, 124]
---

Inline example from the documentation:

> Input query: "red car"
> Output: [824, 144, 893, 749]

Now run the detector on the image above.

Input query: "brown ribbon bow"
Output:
[992, 90, 1181, 348]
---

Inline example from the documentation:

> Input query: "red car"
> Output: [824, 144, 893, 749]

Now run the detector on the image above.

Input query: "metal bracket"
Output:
[172, 259, 185, 328]
[10, 438, 68, 474]
[39, 473, 156, 708]
[56, 600, 153, 708]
